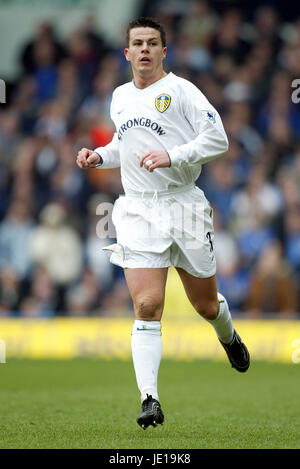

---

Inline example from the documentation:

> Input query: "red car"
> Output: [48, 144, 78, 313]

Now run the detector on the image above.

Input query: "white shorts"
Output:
[104, 183, 216, 278]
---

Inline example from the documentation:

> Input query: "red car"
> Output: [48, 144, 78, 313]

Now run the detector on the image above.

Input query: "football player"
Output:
[76, 17, 250, 430]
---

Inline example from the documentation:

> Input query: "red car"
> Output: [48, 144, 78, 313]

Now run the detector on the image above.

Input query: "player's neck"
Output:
[133, 70, 167, 89]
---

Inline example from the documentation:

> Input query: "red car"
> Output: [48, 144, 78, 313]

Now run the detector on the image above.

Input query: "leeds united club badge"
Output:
[155, 94, 171, 113]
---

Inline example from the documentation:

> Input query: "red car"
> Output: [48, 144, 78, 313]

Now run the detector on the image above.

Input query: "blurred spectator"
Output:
[0, 267, 21, 313]
[32, 39, 59, 103]
[214, 209, 249, 312]
[35, 100, 68, 141]
[224, 102, 263, 157]
[0, 110, 20, 163]
[56, 58, 81, 112]
[30, 202, 83, 311]
[172, 32, 212, 74]
[178, 0, 219, 48]
[201, 156, 237, 227]
[43, 139, 92, 213]
[210, 9, 251, 65]
[223, 66, 254, 103]
[65, 266, 100, 316]
[85, 194, 115, 293]
[282, 205, 300, 309]
[252, 5, 282, 56]
[284, 207, 300, 271]
[20, 22, 66, 76]
[230, 163, 282, 236]
[246, 240, 297, 317]
[257, 71, 300, 149]
[81, 14, 110, 63]
[100, 277, 132, 317]
[277, 165, 300, 211]
[230, 163, 282, 270]
[65, 16, 111, 98]
[19, 265, 56, 317]
[0, 199, 35, 279]
[79, 64, 119, 121]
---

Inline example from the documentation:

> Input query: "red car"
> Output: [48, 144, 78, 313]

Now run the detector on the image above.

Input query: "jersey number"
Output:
[206, 232, 214, 252]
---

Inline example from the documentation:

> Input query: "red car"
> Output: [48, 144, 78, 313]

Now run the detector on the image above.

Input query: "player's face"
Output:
[125, 27, 167, 79]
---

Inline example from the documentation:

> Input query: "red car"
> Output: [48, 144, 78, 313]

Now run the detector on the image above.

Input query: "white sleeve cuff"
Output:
[93, 150, 103, 167]
[167, 146, 183, 167]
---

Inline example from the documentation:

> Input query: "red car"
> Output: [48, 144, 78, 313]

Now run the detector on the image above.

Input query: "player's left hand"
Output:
[140, 151, 171, 172]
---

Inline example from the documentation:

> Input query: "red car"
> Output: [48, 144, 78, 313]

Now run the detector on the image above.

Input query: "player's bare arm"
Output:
[76, 148, 101, 169]
[140, 150, 171, 172]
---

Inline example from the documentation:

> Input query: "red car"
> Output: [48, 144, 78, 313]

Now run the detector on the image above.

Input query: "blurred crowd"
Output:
[0, 0, 300, 318]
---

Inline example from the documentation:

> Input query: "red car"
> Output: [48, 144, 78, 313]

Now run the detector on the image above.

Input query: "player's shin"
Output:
[205, 293, 234, 344]
[131, 320, 162, 402]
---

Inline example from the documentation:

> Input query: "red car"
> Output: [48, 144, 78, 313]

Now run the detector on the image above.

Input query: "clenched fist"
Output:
[76, 148, 101, 169]
[140, 150, 171, 172]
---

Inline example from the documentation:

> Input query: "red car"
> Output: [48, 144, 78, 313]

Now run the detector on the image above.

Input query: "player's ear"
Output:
[162, 47, 167, 60]
[124, 48, 131, 62]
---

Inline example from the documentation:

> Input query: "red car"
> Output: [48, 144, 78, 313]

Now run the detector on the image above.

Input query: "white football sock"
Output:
[131, 320, 162, 402]
[205, 293, 234, 344]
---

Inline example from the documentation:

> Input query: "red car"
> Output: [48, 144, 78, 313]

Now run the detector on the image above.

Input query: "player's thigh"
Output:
[124, 267, 168, 320]
[176, 267, 218, 317]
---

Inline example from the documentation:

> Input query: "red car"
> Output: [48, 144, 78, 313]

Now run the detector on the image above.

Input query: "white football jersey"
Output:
[94, 72, 228, 194]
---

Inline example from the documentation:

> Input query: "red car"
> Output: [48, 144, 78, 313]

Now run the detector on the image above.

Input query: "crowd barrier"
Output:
[0, 317, 299, 363]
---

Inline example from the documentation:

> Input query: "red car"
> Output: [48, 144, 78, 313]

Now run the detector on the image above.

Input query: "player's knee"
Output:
[194, 299, 219, 320]
[135, 297, 163, 321]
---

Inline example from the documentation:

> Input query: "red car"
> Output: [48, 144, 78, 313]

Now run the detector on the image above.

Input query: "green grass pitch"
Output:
[0, 359, 299, 449]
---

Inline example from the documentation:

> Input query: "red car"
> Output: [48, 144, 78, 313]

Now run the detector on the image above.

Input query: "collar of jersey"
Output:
[132, 72, 172, 92]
